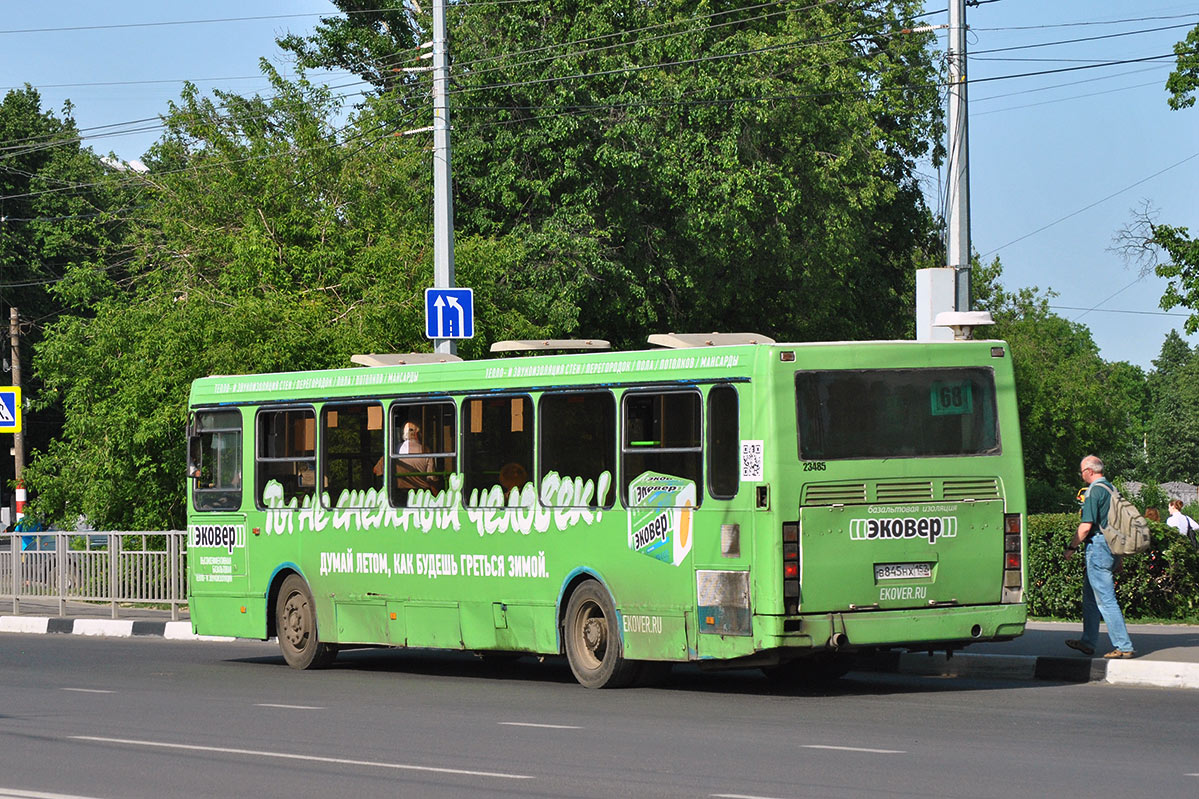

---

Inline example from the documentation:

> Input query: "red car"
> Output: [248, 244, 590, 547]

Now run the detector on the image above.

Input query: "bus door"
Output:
[187, 409, 249, 590]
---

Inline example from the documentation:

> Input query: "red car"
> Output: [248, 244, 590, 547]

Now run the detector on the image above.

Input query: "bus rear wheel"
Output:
[276, 574, 338, 670]
[563, 581, 640, 689]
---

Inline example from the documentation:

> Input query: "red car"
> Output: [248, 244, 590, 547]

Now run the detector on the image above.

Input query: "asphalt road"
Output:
[0, 635, 1196, 799]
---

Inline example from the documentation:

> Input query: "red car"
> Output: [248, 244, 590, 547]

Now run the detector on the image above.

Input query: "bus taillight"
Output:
[1002, 513, 1023, 604]
[783, 522, 800, 613]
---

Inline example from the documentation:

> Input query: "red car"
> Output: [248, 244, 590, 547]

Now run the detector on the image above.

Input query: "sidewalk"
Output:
[2, 602, 1198, 689]
[0, 598, 224, 641]
[861, 620, 1199, 689]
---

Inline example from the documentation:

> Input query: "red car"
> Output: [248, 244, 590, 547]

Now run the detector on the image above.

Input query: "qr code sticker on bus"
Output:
[741, 440, 764, 481]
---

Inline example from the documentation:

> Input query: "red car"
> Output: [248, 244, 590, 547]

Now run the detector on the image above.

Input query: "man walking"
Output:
[1063, 455, 1135, 659]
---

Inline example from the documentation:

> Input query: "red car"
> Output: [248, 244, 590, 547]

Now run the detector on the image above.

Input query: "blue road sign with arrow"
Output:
[425, 288, 474, 340]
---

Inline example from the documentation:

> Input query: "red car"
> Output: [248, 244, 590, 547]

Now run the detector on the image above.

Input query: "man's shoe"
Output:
[1065, 639, 1094, 656]
[1103, 649, 1135, 659]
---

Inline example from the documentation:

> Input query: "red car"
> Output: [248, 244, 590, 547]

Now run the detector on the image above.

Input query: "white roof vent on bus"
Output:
[647, 332, 775, 349]
[489, 339, 611, 353]
[351, 353, 463, 366]
[932, 311, 995, 341]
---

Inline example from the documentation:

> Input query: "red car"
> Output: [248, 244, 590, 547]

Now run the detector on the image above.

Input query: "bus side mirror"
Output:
[186, 416, 201, 480]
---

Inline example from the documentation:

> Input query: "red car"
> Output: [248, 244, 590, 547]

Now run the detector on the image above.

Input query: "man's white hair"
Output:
[1081, 455, 1104, 474]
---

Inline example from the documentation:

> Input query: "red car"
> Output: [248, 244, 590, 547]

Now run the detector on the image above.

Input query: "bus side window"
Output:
[622, 390, 702, 507]
[463, 395, 533, 505]
[389, 400, 456, 507]
[256, 408, 316, 507]
[539, 392, 616, 509]
[191, 410, 242, 511]
[322, 402, 383, 508]
[708, 385, 739, 499]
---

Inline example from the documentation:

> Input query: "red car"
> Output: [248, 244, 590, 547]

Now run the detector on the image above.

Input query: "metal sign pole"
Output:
[432, 0, 456, 356]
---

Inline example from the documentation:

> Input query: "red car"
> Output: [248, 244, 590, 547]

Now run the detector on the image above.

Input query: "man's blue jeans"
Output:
[1081, 533, 1134, 653]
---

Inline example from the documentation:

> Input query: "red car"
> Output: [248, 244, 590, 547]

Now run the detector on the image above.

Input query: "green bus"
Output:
[186, 332, 1026, 687]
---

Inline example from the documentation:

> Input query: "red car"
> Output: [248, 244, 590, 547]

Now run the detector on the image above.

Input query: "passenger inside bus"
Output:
[499, 462, 529, 498]
[378, 422, 438, 492]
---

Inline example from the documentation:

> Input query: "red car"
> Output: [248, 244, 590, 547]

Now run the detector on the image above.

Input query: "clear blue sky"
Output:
[2, 1, 1196, 369]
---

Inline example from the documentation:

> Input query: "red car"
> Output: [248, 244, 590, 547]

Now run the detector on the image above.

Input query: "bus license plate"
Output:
[874, 562, 932, 581]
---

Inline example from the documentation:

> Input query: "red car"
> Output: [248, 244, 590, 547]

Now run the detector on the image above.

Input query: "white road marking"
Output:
[498, 722, 581, 730]
[70, 736, 534, 780]
[60, 689, 114, 694]
[0, 790, 107, 799]
[254, 703, 324, 710]
[711, 793, 789, 799]
[802, 744, 906, 754]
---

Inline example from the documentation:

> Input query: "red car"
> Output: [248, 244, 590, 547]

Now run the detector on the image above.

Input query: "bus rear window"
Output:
[795, 368, 1000, 460]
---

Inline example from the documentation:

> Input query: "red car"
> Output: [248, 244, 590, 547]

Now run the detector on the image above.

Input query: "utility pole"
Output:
[9, 307, 23, 522]
[431, 0, 456, 356]
[946, 0, 972, 312]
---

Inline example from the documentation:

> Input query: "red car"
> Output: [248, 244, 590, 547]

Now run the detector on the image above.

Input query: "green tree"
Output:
[1165, 23, 1199, 110]
[1147, 328, 1191, 409]
[0, 87, 125, 496]
[282, 0, 946, 346]
[25, 66, 561, 529]
[1146, 344, 1199, 483]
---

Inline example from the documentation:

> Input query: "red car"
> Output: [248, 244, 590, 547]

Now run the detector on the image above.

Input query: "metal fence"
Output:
[0, 531, 187, 620]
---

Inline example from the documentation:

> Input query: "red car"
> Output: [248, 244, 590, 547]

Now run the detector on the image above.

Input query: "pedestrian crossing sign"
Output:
[0, 387, 21, 433]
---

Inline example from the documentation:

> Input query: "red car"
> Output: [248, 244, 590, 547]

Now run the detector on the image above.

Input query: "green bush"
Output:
[1126, 481, 1170, 518]
[1026, 513, 1199, 620]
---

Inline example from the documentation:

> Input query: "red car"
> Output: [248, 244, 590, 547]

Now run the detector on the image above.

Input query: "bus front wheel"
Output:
[563, 581, 640, 689]
[276, 574, 338, 669]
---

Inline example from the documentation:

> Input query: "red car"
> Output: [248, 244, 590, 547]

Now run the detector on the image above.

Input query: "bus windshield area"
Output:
[795, 367, 1000, 461]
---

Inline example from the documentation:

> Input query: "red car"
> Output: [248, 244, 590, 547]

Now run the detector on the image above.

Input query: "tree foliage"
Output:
[22, 2, 963, 527]
[1165, 23, 1199, 111]
[282, 0, 946, 346]
[25, 67, 558, 528]
[0, 87, 126, 481]
[1145, 334, 1199, 483]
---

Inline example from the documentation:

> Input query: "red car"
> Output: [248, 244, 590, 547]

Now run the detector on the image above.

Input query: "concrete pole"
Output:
[432, 0, 456, 356]
[946, 0, 971, 311]
[9, 307, 23, 522]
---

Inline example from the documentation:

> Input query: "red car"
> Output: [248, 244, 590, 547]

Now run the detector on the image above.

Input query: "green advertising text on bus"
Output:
[186, 333, 1027, 687]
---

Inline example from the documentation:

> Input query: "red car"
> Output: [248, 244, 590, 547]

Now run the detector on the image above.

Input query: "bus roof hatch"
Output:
[351, 353, 464, 366]
[647, 332, 775, 348]
[489, 339, 612, 353]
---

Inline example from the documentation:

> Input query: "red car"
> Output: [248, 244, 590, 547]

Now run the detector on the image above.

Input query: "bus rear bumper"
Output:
[764, 604, 1027, 651]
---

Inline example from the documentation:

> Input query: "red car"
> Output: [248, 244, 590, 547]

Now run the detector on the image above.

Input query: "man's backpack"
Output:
[1092, 482, 1151, 555]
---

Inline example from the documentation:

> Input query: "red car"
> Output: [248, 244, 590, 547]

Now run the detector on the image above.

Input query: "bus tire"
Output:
[563, 581, 639, 689]
[276, 574, 338, 670]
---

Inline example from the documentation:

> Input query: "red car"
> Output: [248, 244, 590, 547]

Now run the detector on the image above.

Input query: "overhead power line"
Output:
[969, 20, 1199, 56]
[981, 151, 1199, 259]
[0, 8, 406, 35]
[1051, 305, 1190, 319]
[970, 13, 1199, 32]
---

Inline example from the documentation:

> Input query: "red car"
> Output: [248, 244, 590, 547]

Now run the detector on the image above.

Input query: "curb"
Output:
[0, 615, 234, 642]
[861, 650, 1199, 690]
